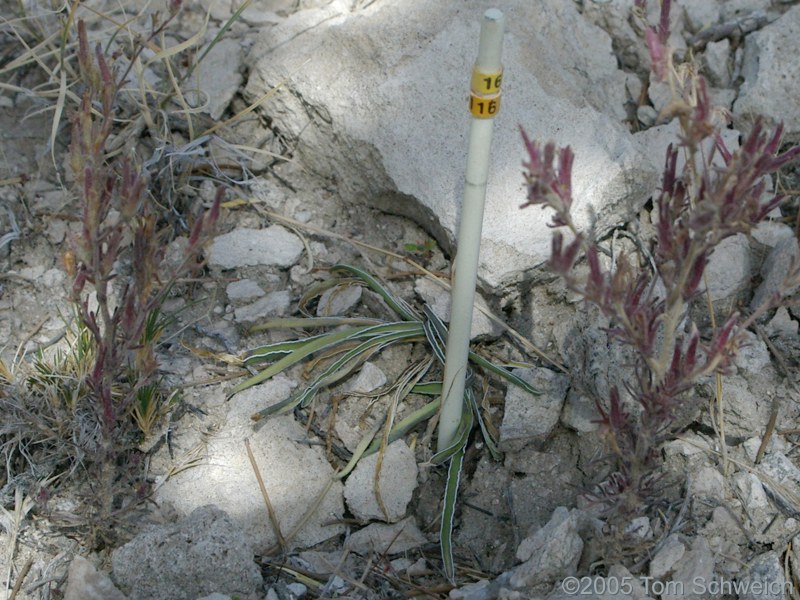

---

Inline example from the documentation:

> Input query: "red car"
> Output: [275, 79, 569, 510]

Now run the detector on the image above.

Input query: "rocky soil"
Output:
[1, 0, 800, 599]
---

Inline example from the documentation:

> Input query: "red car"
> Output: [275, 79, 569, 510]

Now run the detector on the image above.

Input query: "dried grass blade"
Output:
[160, 30, 195, 140]
[146, 10, 210, 65]
[0, 26, 59, 76]
[422, 305, 448, 364]
[264, 475, 337, 556]
[297, 276, 360, 314]
[188, 0, 253, 79]
[49, 69, 67, 169]
[245, 438, 286, 551]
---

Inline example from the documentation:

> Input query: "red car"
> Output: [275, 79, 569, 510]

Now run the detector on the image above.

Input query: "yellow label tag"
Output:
[469, 92, 501, 119]
[471, 67, 503, 95]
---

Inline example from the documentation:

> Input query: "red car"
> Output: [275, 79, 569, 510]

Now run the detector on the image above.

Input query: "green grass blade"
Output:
[230, 325, 373, 397]
[467, 387, 501, 460]
[429, 401, 473, 465]
[248, 316, 382, 333]
[468, 351, 541, 395]
[250, 323, 425, 419]
[297, 327, 424, 407]
[441, 445, 465, 583]
[363, 397, 440, 457]
[335, 417, 385, 479]
[412, 381, 442, 395]
[331, 264, 420, 322]
[183, 0, 252, 83]
[231, 321, 422, 397]
[249, 391, 301, 422]
[244, 334, 331, 365]
[422, 301, 539, 395]
[422, 305, 448, 365]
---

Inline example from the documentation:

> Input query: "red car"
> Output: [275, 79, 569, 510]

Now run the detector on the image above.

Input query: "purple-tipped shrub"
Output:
[520, 0, 800, 507]
[66, 18, 219, 538]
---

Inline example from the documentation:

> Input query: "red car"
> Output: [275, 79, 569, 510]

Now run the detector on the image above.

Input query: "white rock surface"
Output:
[561, 389, 600, 433]
[752, 220, 795, 248]
[226, 279, 266, 302]
[756, 451, 800, 504]
[766, 306, 798, 337]
[751, 236, 799, 311]
[511, 507, 584, 588]
[734, 5, 800, 141]
[64, 556, 127, 600]
[111, 505, 263, 600]
[209, 226, 304, 269]
[344, 439, 417, 522]
[499, 367, 570, 451]
[733, 330, 771, 374]
[705, 233, 752, 302]
[233, 289, 292, 323]
[691, 466, 727, 501]
[191, 37, 243, 120]
[739, 551, 786, 600]
[316, 283, 362, 316]
[244, 0, 661, 288]
[735, 473, 770, 513]
[343, 516, 428, 555]
[659, 536, 715, 600]
[156, 380, 344, 553]
[683, 1, 723, 34]
[334, 362, 389, 452]
[286, 582, 307, 599]
[649, 534, 685, 579]
[344, 361, 387, 394]
[700, 374, 770, 439]
[702, 39, 732, 87]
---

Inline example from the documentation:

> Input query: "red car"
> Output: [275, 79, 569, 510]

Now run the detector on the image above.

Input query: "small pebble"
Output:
[286, 582, 307, 599]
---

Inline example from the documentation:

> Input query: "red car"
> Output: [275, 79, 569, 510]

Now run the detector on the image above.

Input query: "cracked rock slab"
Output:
[499, 367, 570, 451]
[344, 439, 418, 522]
[111, 505, 263, 600]
[344, 517, 427, 556]
[511, 506, 584, 589]
[65, 556, 127, 600]
[156, 381, 345, 553]
[734, 5, 800, 141]
[208, 226, 304, 269]
[244, 0, 659, 289]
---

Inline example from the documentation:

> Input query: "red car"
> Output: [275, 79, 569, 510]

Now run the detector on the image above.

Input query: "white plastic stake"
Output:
[437, 9, 504, 453]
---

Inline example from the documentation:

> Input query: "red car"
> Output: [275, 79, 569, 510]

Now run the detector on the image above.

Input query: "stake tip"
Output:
[484, 8, 503, 22]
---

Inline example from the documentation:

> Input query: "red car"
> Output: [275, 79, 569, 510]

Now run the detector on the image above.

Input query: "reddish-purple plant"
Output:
[520, 2, 800, 503]
[67, 18, 219, 535]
